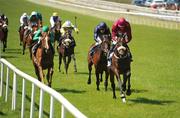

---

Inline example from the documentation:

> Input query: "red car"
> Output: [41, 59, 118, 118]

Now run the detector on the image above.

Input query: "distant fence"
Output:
[0, 58, 87, 118]
[46, 0, 180, 30]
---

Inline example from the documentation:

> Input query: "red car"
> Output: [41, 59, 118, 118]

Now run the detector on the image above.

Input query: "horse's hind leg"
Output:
[126, 70, 131, 96]
[100, 72, 103, 82]
[22, 42, 26, 55]
[71, 54, 77, 72]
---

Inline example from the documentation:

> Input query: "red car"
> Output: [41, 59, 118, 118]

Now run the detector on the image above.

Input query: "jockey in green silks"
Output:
[32, 26, 55, 57]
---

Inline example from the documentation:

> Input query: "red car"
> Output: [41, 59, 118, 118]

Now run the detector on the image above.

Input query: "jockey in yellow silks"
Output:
[59, 20, 79, 47]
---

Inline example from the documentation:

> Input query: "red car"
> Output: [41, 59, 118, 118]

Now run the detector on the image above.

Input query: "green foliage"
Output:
[0, 0, 180, 118]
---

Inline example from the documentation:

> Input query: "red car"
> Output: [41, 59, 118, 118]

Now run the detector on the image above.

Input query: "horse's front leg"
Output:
[116, 71, 126, 103]
[38, 66, 44, 83]
[126, 70, 131, 96]
[71, 54, 77, 72]
[66, 56, 71, 74]
[63, 56, 67, 74]
[95, 69, 100, 91]
[47, 68, 54, 87]
[104, 70, 109, 91]
[58, 54, 62, 72]
[87, 60, 93, 84]
[22, 41, 26, 55]
[100, 72, 103, 82]
[110, 71, 116, 99]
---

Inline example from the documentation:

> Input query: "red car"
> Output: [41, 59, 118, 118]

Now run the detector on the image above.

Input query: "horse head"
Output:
[40, 31, 51, 53]
[114, 42, 128, 59]
[100, 34, 111, 55]
[62, 32, 72, 48]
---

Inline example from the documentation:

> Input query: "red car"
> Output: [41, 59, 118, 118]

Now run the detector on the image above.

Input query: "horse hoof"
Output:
[122, 98, 126, 103]
[87, 81, 91, 84]
[113, 96, 116, 99]
[126, 89, 131, 96]
[3, 49, 5, 52]
[97, 88, 100, 91]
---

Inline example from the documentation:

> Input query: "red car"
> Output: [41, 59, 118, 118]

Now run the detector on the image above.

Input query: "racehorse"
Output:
[57, 31, 76, 74]
[109, 39, 132, 103]
[0, 20, 8, 52]
[87, 35, 111, 91]
[22, 25, 38, 58]
[32, 31, 54, 87]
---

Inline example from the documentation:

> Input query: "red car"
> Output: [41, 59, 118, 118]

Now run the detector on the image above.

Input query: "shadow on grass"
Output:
[54, 88, 86, 94]
[4, 48, 22, 54]
[1, 55, 17, 59]
[129, 97, 175, 105]
[0, 111, 6, 116]
[74, 71, 89, 75]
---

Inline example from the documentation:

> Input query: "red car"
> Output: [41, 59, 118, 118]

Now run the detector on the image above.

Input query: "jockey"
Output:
[32, 26, 55, 58]
[0, 13, 8, 27]
[59, 20, 79, 47]
[19, 13, 29, 31]
[89, 22, 111, 56]
[107, 17, 132, 67]
[29, 11, 42, 29]
[0, 13, 8, 47]
[50, 12, 62, 30]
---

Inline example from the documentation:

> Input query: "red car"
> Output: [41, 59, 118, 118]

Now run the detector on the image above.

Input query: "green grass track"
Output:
[0, 0, 180, 118]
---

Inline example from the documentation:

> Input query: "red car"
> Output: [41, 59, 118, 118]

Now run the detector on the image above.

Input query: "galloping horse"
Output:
[0, 20, 8, 52]
[32, 31, 54, 87]
[87, 35, 111, 91]
[57, 32, 76, 74]
[22, 25, 38, 58]
[109, 39, 132, 103]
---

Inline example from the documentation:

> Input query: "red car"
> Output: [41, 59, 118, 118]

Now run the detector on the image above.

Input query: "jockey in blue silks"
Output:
[89, 22, 111, 56]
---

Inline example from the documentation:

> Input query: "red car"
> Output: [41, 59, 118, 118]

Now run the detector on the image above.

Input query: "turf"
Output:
[0, 0, 180, 118]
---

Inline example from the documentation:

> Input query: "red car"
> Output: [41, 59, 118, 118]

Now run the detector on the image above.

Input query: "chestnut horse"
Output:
[32, 31, 54, 87]
[0, 20, 8, 52]
[109, 40, 131, 103]
[57, 32, 76, 74]
[22, 26, 38, 58]
[87, 35, 111, 91]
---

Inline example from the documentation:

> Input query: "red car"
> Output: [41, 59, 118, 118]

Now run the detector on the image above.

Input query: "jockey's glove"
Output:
[74, 28, 79, 34]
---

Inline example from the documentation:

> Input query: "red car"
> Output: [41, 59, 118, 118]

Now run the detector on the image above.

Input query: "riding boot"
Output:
[50, 43, 55, 55]
[107, 44, 115, 67]
[125, 45, 133, 62]
[32, 42, 40, 63]
[89, 44, 98, 56]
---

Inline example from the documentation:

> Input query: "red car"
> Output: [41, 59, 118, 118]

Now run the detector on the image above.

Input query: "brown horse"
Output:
[22, 26, 38, 58]
[32, 31, 54, 87]
[0, 20, 8, 52]
[57, 32, 76, 74]
[87, 35, 111, 91]
[109, 41, 131, 103]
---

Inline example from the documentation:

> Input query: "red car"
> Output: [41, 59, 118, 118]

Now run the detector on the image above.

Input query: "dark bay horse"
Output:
[32, 31, 54, 87]
[57, 32, 76, 74]
[109, 41, 131, 103]
[22, 26, 38, 58]
[0, 20, 8, 52]
[53, 21, 61, 48]
[87, 35, 111, 91]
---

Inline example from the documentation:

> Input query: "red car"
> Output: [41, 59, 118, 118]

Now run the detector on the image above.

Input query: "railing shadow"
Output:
[129, 97, 175, 105]
[4, 82, 50, 117]
[0, 111, 7, 116]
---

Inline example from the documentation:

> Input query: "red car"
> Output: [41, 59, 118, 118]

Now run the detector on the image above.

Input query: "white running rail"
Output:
[0, 58, 87, 118]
